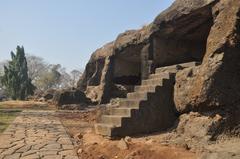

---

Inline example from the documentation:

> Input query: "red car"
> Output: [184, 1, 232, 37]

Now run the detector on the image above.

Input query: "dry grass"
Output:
[0, 109, 21, 133]
[0, 100, 55, 110]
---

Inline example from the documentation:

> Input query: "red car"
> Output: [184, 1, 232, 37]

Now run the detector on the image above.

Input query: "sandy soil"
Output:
[77, 132, 197, 159]
[57, 108, 198, 159]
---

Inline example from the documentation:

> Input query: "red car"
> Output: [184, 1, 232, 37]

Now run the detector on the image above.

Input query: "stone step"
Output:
[148, 72, 170, 80]
[142, 78, 163, 86]
[155, 67, 178, 74]
[95, 61, 199, 137]
[127, 92, 148, 100]
[95, 123, 113, 136]
[155, 61, 198, 74]
[179, 61, 199, 68]
[134, 85, 158, 92]
[101, 115, 126, 126]
[118, 99, 141, 107]
[110, 107, 138, 116]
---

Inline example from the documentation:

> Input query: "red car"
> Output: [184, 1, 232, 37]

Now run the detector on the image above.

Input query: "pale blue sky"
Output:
[0, 0, 174, 71]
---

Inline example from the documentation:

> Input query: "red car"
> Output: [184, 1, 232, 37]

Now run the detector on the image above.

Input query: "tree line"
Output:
[0, 46, 82, 100]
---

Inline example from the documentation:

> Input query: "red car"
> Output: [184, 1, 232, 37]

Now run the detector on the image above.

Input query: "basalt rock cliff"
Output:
[78, 0, 221, 104]
[78, 0, 240, 147]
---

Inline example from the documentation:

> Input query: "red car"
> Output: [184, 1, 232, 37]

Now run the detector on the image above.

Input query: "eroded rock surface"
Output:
[77, 0, 224, 104]
[174, 0, 240, 113]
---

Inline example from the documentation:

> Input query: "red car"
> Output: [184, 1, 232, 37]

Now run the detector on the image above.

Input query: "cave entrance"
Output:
[110, 53, 141, 98]
[152, 6, 214, 68]
[112, 43, 143, 86]
[113, 57, 141, 86]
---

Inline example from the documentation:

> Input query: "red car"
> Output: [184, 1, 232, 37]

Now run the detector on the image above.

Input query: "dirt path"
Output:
[57, 110, 198, 159]
[0, 110, 78, 159]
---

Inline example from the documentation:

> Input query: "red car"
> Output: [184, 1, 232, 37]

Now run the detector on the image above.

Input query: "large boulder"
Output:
[175, 112, 223, 145]
[53, 89, 92, 107]
[174, 0, 240, 113]
[43, 89, 57, 101]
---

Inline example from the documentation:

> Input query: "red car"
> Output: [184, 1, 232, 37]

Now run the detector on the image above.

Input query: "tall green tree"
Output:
[1, 46, 35, 100]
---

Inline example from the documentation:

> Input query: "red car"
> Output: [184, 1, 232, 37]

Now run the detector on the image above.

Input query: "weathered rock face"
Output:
[112, 30, 144, 85]
[174, 0, 240, 113]
[151, 0, 217, 68]
[78, 0, 220, 104]
[77, 30, 148, 104]
[78, 0, 240, 119]
[162, 108, 240, 153]
[78, 42, 114, 91]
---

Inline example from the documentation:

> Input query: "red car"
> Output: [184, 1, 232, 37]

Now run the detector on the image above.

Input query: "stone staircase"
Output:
[95, 62, 198, 137]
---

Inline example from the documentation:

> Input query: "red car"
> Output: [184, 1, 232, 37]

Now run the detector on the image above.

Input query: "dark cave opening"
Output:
[112, 57, 141, 86]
